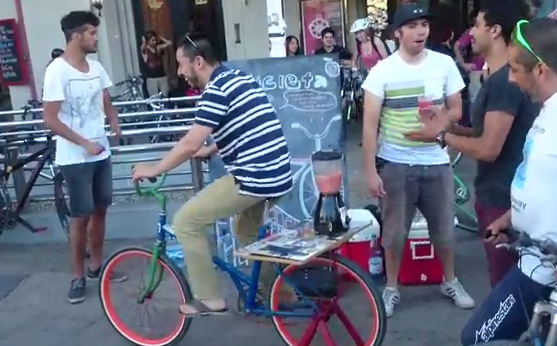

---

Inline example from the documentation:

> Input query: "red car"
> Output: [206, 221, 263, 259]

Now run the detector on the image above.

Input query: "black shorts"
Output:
[59, 158, 113, 217]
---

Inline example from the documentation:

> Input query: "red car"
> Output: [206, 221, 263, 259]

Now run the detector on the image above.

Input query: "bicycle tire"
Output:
[99, 246, 193, 346]
[53, 172, 70, 241]
[270, 255, 387, 346]
[298, 167, 317, 219]
[0, 176, 12, 237]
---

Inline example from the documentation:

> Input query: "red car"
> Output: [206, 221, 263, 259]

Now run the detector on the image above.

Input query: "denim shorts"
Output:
[59, 158, 113, 217]
[378, 160, 454, 251]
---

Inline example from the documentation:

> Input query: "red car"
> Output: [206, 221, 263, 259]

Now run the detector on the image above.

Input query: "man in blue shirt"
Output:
[133, 36, 293, 317]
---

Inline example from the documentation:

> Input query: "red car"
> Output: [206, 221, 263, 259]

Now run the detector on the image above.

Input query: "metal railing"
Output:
[0, 95, 205, 207]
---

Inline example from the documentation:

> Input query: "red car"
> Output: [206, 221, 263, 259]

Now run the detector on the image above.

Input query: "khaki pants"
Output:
[173, 175, 277, 300]
[146, 76, 169, 97]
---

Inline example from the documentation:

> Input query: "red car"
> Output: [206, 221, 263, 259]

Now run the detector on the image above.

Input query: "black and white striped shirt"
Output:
[195, 66, 293, 197]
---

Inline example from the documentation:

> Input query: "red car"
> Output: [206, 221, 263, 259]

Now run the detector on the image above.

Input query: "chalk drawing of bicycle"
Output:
[291, 114, 343, 219]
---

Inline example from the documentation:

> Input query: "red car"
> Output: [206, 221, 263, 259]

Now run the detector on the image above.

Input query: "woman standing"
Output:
[140, 30, 173, 97]
[285, 36, 302, 56]
[350, 18, 390, 71]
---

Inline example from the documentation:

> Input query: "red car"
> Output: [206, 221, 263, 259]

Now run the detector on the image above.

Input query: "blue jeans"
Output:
[461, 265, 553, 345]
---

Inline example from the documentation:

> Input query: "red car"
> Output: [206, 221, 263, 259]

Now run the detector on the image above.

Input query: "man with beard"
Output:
[132, 36, 293, 317]
[362, 4, 474, 317]
[460, 17, 557, 345]
[407, 0, 538, 288]
[42, 11, 123, 304]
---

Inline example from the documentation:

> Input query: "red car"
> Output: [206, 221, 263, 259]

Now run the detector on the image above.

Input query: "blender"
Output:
[311, 150, 350, 238]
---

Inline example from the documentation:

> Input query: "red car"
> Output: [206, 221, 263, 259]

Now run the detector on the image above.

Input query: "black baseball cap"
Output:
[392, 4, 433, 29]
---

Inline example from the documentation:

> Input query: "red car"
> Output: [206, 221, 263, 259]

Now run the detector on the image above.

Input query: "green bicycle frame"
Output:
[133, 174, 170, 302]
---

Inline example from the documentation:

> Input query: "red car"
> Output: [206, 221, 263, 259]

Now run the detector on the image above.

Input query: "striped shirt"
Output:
[362, 50, 464, 165]
[195, 65, 293, 197]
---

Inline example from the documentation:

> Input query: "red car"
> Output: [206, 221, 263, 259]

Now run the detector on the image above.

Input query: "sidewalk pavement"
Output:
[0, 127, 486, 346]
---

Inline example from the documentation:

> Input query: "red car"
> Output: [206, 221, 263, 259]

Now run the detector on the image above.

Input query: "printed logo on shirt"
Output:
[474, 294, 516, 344]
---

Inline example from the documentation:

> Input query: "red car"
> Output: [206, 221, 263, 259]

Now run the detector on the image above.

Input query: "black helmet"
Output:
[51, 48, 64, 59]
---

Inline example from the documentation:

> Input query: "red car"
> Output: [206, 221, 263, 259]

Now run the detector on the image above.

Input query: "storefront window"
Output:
[366, 0, 388, 30]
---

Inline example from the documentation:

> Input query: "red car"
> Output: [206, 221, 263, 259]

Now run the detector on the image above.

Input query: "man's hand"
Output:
[405, 107, 450, 142]
[109, 119, 121, 139]
[193, 145, 214, 159]
[484, 214, 512, 245]
[367, 172, 386, 198]
[132, 163, 160, 183]
[83, 141, 105, 156]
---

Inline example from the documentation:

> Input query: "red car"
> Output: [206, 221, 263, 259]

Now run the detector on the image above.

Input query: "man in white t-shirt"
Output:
[460, 18, 557, 345]
[362, 4, 475, 317]
[42, 11, 124, 305]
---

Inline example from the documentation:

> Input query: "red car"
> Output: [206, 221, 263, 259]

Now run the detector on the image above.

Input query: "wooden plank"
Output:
[235, 222, 372, 265]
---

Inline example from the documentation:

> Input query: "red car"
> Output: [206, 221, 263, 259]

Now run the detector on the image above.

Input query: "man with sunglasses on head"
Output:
[407, 0, 538, 289]
[132, 36, 293, 317]
[458, 17, 557, 345]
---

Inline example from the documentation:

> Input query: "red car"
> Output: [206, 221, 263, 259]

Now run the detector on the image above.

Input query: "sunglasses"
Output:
[184, 35, 199, 51]
[513, 19, 544, 63]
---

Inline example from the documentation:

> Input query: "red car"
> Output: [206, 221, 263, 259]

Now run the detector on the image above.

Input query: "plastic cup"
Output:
[418, 95, 434, 120]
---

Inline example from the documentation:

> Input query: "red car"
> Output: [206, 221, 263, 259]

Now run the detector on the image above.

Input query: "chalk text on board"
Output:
[254, 72, 315, 91]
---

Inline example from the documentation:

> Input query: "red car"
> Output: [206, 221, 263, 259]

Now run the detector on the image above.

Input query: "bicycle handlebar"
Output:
[291, 115, 342, 140]
[133, 172, 168, 206]
[495, 229, 557, 266]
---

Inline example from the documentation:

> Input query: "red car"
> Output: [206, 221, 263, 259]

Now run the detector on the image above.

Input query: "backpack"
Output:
[370, 36, 392, 58]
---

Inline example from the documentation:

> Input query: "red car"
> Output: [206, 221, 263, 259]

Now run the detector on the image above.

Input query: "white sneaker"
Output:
[440, 278, 475, 309]
[382, 286, 400, 317]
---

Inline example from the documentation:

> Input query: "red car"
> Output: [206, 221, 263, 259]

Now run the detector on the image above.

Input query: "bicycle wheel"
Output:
[99, 247, 192, 346]
[270, 256, 387, 346]
[0, 176, 12, 237]
[53, 172, 70, 240]
[298, 167, 318, 219]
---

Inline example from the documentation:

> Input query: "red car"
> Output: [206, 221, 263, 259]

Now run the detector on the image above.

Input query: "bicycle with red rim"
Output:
[98, 174, 387, 346]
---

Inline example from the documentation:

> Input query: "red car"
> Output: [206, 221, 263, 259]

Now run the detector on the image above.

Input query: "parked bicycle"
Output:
[341, 67, 364, 127]
[451, 151, 478, 233]
[0, 135, 69, 239]
[99, 174, 387, 346]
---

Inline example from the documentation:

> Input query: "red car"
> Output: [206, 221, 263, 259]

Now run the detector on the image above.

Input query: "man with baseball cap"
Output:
[362, 4, 475, 317]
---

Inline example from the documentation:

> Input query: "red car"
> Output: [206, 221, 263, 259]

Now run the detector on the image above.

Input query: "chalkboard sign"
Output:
[0, 19, 27, 86]
[209, 54, 347, 265]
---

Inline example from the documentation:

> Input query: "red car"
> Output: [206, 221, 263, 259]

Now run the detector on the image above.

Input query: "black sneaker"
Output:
[87, 267, 127, 283]
[68, 277, 86, 304]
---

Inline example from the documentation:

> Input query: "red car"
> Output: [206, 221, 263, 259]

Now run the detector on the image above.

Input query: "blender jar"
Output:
[311, 150, 343, 195]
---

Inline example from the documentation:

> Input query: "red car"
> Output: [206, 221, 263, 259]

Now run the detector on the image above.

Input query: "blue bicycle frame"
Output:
[154, 207, 319, 319]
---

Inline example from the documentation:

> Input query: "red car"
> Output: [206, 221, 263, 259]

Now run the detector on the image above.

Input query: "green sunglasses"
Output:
[513, 19, 544, 63]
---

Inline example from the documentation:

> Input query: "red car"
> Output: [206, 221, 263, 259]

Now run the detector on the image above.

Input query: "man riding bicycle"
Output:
[459, 18, 557, 345]
[132, 36, 293, 317]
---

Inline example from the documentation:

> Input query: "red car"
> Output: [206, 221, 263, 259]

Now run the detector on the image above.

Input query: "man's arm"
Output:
[361, 65, 384, 176]
[153, 85, 228, 174]
[445, 79, 524, 161]
[98, 63, 118, 125]
[42, 63, 89, 147]
[444, 58, 465, 122]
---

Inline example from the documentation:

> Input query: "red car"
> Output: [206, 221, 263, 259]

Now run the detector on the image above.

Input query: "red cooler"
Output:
[338, 208, 380, 277]
[398, 218, 443, 285]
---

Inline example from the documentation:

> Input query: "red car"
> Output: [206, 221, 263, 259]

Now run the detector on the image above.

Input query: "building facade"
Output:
[1, 0, 555, 109]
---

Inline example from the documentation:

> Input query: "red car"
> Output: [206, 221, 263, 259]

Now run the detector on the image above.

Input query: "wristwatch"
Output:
[436, 130, 447, 148]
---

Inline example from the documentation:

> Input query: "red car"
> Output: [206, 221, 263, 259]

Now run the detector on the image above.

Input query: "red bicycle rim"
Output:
[100, 250, 186, 346]
[270, 257, 381, 346]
